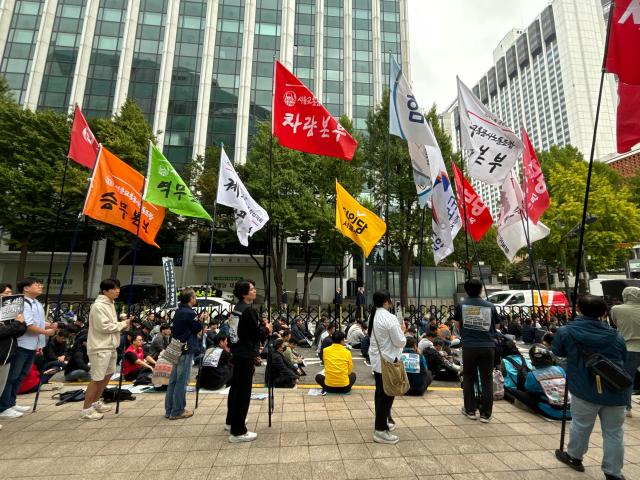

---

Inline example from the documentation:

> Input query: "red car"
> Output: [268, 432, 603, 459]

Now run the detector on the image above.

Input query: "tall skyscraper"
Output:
[442, 0, 617, 218]
[0, 0, 410, 169]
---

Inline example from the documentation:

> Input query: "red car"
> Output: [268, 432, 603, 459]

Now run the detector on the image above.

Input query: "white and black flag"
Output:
[161, 257, 177, 309]
[216, 147, 269, 246]
[457, 77, 523, 185]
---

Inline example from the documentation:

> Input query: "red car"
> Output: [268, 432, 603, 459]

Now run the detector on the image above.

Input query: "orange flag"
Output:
[83, 147, 165, 247]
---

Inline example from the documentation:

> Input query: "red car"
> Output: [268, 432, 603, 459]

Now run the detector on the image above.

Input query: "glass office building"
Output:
[0, 0, 410, 169]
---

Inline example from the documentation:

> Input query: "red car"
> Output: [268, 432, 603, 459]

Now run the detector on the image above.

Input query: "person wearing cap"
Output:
[524, 344, 569, 420]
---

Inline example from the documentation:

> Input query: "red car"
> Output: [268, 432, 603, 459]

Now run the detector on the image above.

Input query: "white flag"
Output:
[216, 147, 269, 246]
[457, 77, 523, 185]
[389, 56, 433, 206]
[496, 173, 549, 262]
[426, 123, 462, 264]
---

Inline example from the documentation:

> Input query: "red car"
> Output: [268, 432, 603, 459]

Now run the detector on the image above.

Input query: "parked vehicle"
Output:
[600, 279, 640, 305]
[487, 289, 570, 316]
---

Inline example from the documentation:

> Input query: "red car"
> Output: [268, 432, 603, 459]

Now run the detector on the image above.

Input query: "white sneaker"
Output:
[78, 408, 104, 421]
[224, 419, 248, 431]
[11, 405, 31, 413]
[92, 401, 112, 413]
[387, 421, 396, 432]
[0, 408, 23, 418]
[228, 431, 257, 443]
[373, 430, 399, 445]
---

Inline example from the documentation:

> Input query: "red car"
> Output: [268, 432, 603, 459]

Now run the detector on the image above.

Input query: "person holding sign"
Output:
[402, 337, 432, 396]
[0, 278, 56, 418]
[0, 283, 27, 426]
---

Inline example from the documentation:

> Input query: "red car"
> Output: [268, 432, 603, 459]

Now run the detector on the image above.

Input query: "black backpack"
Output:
[52, 389, 85, 406]
[101, 387, 136, 403]
[504, 355, 530, 390]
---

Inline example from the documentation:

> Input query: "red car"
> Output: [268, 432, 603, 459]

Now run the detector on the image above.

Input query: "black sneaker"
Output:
[604, 474, 625, 480]
[555, 449, 585, 472]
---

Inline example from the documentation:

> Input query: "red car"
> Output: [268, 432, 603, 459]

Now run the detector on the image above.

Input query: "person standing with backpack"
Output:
[225, 279, 260, 443]
[553, 295, 629, 480]
[453, 278, 499, 423]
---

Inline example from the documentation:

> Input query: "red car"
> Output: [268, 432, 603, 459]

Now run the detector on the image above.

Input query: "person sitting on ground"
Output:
[290, 317, 310, 347]
[508, 316, 523, 340]
[418, 331, 435, 355]
[318, 322, 336, 363]
[313, 315, 329, 348]
[280, 329, 306, 376]
[123, 334, 156, 382]
[198, 332, 233, 391]
[405, 324, 418, 339]
[524, 344, 570, 420]
[150, 323, 171, 359]
[346, 319, 366, 349]
[500, 339, 532, 399]
[42, 329, 69, 374]
[522, 318, 536, 344]
[402, 337, 432, 396]
[64, 331, 91, 382]
[542, 331, 555, 349]
[315, 331, 356, 393]
[423, 338, 460, 381]
[266, 339, 298, 388]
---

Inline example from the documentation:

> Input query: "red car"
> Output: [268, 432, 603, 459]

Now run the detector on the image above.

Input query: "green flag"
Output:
[144, 143, 212, 221]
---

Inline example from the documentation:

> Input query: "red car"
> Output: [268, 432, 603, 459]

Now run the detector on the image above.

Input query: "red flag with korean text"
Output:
[616, 81, 640, 153]
[451, 161, 493, 242]
[521, 129, 549, 224]
[272, 60, 357, 161]
[605, 0, 640, 85]
[68, 105, 100, 169]
[83, 147, 165, 247]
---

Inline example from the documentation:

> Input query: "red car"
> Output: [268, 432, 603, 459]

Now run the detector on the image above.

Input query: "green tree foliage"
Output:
[534, 145, 640, 273]
[242, 118, 364, 307]
[0, 93, 87, 282]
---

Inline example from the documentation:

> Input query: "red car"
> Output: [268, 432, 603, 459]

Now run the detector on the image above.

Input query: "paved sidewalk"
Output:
[0, 388, 639, 480]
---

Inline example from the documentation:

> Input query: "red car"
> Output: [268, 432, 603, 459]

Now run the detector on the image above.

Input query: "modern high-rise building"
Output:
[441, 0, 617, 218]
[0, 0, 410, 170]
[0, 0, 410, 296]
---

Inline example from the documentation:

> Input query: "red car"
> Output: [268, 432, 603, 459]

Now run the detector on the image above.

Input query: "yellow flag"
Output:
[335, 180, 386, 257]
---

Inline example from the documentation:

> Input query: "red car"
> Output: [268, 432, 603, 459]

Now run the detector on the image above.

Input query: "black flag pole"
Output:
[115, 142, 151, 415]
[558, 0, 615, 454]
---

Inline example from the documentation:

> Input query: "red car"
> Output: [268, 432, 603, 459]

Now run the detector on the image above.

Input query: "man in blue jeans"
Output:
[553, 294, 629, 480]
[0, 277, 57, 418]
[165, 288, 203, 420]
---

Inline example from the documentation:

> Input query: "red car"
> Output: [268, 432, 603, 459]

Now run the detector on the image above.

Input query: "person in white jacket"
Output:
[81, 279, 129, 421]
[368, 290, 406, 444]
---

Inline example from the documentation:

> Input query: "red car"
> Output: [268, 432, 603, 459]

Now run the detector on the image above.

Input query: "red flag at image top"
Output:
[605, 0, 640, 85]
[68, 105, 100, 169]
[616, 81, 640, 153]
[272, 60, 357, 161]
[521, 129, 549, 224]
[451, 161, 493, 242]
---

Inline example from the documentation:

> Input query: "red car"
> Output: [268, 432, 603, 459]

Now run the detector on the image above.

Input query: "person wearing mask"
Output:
[0, 278, 57, 419]
[553, 295, 629, 480]
[610, 286, 640, 417]
[402, 337, 432, 396]
[454, 278, 498, 423]
[368, 290, 406, 445]
[315, 331, 356, 393]
[225, 279, 260, 442]
[0, 283, 27, 427]
[165, 288, 203, 420]
[198, 333, 233, 391]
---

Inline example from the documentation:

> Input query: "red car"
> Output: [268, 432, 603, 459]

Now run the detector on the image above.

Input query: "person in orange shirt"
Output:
[315, 331, 356, 393]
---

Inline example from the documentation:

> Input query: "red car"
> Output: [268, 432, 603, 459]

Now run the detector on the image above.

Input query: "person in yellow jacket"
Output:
[315, 331, 356, 393]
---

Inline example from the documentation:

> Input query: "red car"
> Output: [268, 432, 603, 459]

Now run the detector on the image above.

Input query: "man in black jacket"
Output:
[198, 333, 233, 391]
[225, 279, 260, 443]
[164, 288, 203, 420]
[266, 339, 298, 388]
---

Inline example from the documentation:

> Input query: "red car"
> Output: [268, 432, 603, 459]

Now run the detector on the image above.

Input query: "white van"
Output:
[487, 290, 570, 314]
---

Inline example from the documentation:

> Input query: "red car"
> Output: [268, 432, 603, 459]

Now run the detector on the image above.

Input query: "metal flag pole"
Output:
[43, 155, 71, 310]
[456, 117, 471, 279]
[116, 142, 151, 415]
[416, 207, 426, 322]
[384, 50, 392, 290]
[559, 0, 615, 454]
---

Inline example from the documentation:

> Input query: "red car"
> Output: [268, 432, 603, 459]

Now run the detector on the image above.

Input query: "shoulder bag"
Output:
[372, 319, 410, 396]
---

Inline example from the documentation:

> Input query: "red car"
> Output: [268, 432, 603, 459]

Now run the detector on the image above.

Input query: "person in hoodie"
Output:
[82, 279, 129, 421]
[610, 286, 640, 416]
[553, 294, 629, 480]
